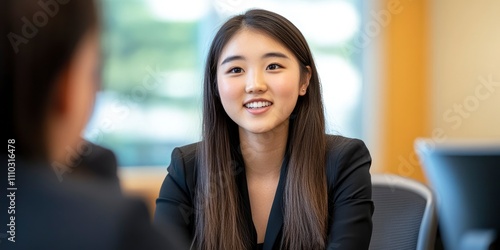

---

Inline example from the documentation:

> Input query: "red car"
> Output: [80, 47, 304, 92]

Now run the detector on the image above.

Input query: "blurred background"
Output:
[85, 0, 500, 212]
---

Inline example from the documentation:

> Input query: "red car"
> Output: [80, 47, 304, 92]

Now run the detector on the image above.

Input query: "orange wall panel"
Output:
[380, 0, 429, 182]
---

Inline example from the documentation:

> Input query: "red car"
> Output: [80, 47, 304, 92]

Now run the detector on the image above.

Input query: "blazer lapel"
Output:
[262, 157, 289, 250]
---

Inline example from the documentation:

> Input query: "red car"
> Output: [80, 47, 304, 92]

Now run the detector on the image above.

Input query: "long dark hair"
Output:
[2, 0, 98, 161]
[197, 9, 327, 250]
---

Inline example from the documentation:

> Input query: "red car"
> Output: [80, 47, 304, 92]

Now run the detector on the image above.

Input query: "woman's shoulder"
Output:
[325, 134, 369, 156]
[166, 142, 201, 186]
[169, 141, 203, 169]
[324, 134, 372, 187]
[173, 141, 200, 159]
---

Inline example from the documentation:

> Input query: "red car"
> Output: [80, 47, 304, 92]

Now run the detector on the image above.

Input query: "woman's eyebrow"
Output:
[221, 55, 245, 65]
[220, 52, 290, 66]
[262, 52, 290, 60]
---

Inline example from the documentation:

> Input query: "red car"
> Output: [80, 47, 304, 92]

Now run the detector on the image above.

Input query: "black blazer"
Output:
[154, 135, 374, 249]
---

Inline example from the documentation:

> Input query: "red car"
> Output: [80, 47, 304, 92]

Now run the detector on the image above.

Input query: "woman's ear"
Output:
[51, 67, 72, 116]
[299, 66, 312, 96]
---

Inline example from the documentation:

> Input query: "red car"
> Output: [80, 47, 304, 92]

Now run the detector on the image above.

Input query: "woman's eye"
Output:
[228, 67, 243, 74]
[266, 64, 282, 70]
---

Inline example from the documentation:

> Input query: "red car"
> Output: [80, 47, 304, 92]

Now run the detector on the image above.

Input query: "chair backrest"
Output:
[369, 174, 437, 250]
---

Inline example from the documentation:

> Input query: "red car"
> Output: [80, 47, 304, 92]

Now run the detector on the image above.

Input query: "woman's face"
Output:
[48, 31, 100, 164]
[217, 29, 309, 135]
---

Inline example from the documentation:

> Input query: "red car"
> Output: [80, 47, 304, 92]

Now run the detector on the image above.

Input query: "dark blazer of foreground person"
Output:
[0, 154, 179, 250]
[155, 135, 374, 250]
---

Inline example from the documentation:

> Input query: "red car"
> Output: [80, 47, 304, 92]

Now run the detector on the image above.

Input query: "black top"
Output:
[154, 135, 374, 249]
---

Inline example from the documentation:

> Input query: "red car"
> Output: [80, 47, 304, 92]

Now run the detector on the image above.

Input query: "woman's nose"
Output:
[245, 70, 267, 94]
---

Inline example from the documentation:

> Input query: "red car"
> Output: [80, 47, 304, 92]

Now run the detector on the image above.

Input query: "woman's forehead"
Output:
[218, 29, 296, 62]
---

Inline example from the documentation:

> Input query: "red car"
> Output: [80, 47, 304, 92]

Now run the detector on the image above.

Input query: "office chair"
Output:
[369, 174, 437, 250]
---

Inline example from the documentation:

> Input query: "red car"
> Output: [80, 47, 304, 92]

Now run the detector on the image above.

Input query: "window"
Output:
[86, 0, 363, 166]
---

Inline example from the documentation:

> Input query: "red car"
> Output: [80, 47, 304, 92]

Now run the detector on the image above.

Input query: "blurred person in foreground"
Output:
[1, 0, 177, 249]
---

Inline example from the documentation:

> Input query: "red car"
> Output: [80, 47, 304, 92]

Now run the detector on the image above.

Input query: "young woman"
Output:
[155, 9, 373, 250]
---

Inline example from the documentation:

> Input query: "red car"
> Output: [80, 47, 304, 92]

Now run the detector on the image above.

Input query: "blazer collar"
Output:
[262, 156, 289, 250]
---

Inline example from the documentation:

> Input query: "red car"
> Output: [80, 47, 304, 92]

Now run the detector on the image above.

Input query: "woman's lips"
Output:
[243, 100, 272, 115]
[245, 104, 272, 115]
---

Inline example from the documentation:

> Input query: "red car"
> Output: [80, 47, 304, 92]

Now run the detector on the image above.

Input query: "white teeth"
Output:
[245, 101, 272, 109]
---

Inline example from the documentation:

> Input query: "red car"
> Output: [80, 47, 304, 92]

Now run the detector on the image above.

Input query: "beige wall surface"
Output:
[430, 0, 500, 139]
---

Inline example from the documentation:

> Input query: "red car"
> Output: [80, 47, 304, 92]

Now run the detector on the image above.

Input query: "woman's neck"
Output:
[239, 121, 289, 179]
